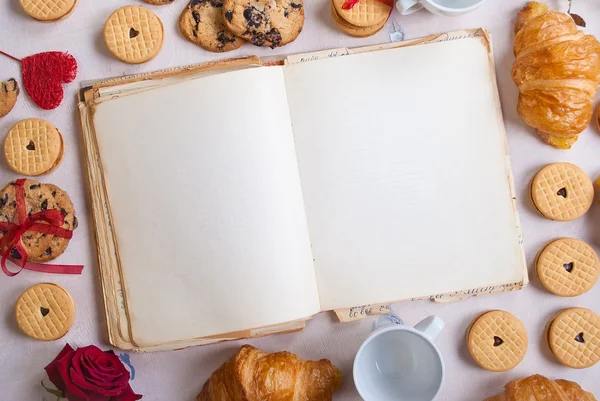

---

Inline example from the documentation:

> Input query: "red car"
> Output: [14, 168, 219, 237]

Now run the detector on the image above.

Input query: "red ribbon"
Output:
[0, 179, 83, 277]
[342, 0, 394, 11]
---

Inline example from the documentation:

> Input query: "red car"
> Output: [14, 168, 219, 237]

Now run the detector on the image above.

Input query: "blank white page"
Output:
[284, 38, 525, 311]
[93, 66, 320, 345]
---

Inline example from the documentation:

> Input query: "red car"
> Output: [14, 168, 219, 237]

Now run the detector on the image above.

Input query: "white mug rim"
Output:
[353, 324, 445, 401]
[421, 0, 488, 13]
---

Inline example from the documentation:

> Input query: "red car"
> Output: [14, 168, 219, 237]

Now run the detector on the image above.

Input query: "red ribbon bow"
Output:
[0, 179, 83, 277]
[342, 0, 394, 10]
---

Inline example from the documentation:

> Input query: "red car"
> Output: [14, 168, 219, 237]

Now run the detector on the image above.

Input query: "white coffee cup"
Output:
[396, 0, 488, 16]
[353, 316, 445, 401]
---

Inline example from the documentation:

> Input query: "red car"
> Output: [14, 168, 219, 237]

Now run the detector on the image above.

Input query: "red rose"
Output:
[45, 344, 142, 401]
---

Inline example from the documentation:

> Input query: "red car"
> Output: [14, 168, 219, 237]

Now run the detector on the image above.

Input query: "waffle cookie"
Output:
[222, 0, 304, 48]
[467, 310, 528, 372]
[331, 2, 385, 37]
[19, 0, 78, 21]
[3, 118, 64, 176]
[530, 163, 594, 222]
[0, 179, 77, 263]
[332, 0, 390, 28]
[546, 308, 600, 369]
[15, 283, 75, 341]
[179, 0, 244, 53]
[104, 6, 164, 64]
[0, 79, 19, 118]
[536, 238, 599, 297]
[144, 0, 174, 5]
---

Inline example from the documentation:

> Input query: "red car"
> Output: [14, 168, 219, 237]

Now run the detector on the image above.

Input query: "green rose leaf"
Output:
[41, 380, 64, 400]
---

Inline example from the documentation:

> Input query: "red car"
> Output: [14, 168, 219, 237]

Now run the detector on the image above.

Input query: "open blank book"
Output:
[79, 29, 527, 351]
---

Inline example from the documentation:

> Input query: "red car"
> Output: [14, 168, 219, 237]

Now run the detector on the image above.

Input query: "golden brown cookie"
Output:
[332, 0, 390, 28]
[530, 163, 594, 221]
[179, 0, 244, 53]
[331, 2, 385, 38]
[3, 118, 64, 176]
[536, 238, 599, 297]
[15, 283, 75, 341]
[19, 0, 78, 21]
[143, 0, 174, 5]
[0, 79, 19, 118]
[0, 179, 77, 263]
[467, 310, 528, 372]
[104, 6, 164, 64]
[546, 308, 600, 369]
[222, 0, 304, 48]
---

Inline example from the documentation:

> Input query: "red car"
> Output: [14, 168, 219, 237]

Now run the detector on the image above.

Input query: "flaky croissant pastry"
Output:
[512, 1, 600, 149]
[485, 374, 596, 401]
[197, 345, 342, 401]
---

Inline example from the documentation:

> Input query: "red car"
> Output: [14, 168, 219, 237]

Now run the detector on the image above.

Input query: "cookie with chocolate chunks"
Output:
[222, 0, 304, 48]
[0, 179, 77, 263]
[0, 79, 19, 118]
[180, 0, 243, 52]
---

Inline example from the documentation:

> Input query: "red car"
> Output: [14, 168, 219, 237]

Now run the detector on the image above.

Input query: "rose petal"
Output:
[52, 347, 88, 399]
[63, 389, 90, 401]
[44, 344, 75, 391]
[71, 365, 99, 392]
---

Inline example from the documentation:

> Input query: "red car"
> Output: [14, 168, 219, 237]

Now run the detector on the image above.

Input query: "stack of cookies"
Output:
[331, 0, 391, 38]
[0, 179, 78, 263]
[179, 0, 305, 53]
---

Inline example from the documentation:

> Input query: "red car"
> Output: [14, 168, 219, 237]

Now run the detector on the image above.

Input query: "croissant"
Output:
[512, 1, 600, 149]
[484, 374, 597, 401]
[197, 344, 342, 401]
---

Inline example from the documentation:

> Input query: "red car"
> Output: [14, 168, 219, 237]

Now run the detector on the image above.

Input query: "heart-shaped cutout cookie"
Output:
[21, 52, 78, 110]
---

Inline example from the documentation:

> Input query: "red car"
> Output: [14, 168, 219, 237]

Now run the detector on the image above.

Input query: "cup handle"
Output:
[396, 0, 423, 15]
[414, 315, 444, 341]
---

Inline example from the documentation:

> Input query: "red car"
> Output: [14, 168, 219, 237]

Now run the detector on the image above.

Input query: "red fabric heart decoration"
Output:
[22, 52, 78, 110]
[0, 50, 78, 110]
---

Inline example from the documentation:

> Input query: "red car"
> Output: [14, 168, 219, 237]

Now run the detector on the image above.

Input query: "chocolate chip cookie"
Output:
[0, 180, 77, 263]
[0, 79, 19, 118]
[180, 0, 243, 53]
[222, 0, 304, 48]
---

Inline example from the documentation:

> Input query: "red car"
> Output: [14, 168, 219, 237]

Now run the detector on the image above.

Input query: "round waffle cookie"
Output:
[3, 118, 64, 176]
[19, 0, 78, 21]
[0, 179, 77, 262]
[179, 0, 243, 53]
[531, 163, 594, 222]
[104, 6, 164, 64]
[332, 0, 390, 28]
[546, 308, 600, 369]
[536, 238, 599, 297]
[144, 0, 174, 5]
[467, 310, 528, 372]
[15, 283, 75, 341]
[331, 2, 385, 37]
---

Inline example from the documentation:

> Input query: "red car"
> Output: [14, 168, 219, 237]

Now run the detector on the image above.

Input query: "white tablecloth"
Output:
[1, 0, 600, 399]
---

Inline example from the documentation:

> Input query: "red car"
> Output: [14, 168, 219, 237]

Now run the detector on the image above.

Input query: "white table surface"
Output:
[1, 0, 600, 399]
